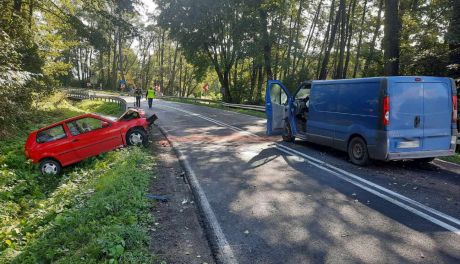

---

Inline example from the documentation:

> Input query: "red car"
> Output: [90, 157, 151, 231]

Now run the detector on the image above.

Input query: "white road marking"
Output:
[156, 125, 238, 264]
[276, 145, 460, 235]
[158, 100, 460, 235]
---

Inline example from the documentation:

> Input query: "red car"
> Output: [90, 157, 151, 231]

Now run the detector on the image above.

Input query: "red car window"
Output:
[36, 125, 66, 143]
[67, 121, 81, 136]
[67, 117, 104, 135]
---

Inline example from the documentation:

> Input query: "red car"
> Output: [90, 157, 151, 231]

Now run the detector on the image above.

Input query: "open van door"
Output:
[266, 80, 291, 135]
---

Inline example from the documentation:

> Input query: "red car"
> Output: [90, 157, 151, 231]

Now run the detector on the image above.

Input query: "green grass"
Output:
[90, 90, 129, 97]
[162, 97, 266, 118]
[0, 93, 155, 263]
[76, 100, 125, 117]
[440, 153, 460, 164]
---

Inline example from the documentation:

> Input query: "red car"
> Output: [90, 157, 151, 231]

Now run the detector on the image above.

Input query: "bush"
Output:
[0, 95, 155, 263]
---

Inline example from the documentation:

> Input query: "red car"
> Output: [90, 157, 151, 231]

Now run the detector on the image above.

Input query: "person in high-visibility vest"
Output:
[146, 86, 156, 109]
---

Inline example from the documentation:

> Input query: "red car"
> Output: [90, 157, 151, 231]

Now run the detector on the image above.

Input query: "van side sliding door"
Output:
[306, 84, 336, 146]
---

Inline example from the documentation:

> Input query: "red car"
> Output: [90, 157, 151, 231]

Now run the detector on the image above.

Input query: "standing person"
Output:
[134, 85, 142, 108]
[146, 85, 156, 109]
[155, 83, 161, 97]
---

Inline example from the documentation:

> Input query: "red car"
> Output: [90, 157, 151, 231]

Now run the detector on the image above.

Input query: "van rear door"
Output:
[388, 77, 452, 153]
[266, 80, 290, 135]
[422, 80, 452, 151]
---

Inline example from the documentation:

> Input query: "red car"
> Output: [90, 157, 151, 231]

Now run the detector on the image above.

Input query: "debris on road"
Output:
[146, 194, 169, 202]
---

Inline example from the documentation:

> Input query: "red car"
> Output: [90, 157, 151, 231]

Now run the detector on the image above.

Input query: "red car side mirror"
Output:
[102, 121, 110, 128]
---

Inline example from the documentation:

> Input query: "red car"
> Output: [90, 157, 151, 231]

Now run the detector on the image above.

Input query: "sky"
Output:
[138, 0, 158, 22]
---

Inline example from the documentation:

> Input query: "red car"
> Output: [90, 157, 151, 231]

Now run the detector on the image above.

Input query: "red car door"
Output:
[34, 124, 80, 166]
[66, 117, 124, 160]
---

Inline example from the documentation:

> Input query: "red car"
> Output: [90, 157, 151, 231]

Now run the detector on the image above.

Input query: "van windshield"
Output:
[295, 84, 311, 100]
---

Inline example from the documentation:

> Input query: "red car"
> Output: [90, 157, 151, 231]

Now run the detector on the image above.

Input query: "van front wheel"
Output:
[348, 137, 370, 166]
[282, 121, 295, 143]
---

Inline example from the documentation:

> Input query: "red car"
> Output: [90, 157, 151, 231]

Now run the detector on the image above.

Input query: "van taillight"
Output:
[453, 95, 458, 123]
[383, 96, 390, 126]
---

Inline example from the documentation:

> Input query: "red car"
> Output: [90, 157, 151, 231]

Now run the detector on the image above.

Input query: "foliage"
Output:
[162, 97, 266, 118]
[76, 100, 125, 117]
[2, 0, 460, 110]
[0, 94, 155, 263]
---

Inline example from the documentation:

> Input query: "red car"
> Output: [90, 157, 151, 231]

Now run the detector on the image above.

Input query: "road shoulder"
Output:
[149, 127, 215, 264]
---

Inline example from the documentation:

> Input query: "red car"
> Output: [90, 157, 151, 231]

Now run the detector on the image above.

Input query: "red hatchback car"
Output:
[25, 109, 157, 175]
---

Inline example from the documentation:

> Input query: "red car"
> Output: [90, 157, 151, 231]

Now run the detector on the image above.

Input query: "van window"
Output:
[295, 84, 311, 100]
[310, 85, 336, 112]
[270, 84, 288, 105]
[336, 83, 380, 116]
[37, 125, 66, 143]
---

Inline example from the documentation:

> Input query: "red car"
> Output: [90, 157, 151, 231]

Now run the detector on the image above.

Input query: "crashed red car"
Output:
[25, 108, 157, 175]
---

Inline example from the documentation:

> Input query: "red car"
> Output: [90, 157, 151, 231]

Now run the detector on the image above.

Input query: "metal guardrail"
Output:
[160, 96, 265, 112]
[64, 89, 127, 111]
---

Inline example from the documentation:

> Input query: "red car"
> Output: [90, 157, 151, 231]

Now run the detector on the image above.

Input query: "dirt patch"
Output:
[148, 127, 215, 264]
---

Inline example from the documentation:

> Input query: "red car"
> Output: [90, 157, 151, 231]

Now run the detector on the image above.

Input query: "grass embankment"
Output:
[76, 99, 125, 117]
[0, 94, 155, 263]
[440, 154, 460, 164]
[162, 97, 266, 118]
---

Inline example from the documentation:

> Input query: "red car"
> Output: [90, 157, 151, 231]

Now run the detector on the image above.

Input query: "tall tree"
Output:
[319, 0, 342, 80]
[352, 0, 369, 78]
[363, 0, 384, 77]
[383, 0, 401, 75]
[447, 0, 460, 78]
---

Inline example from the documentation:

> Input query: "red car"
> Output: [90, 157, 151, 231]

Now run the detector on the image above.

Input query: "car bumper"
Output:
[387, 149, 455, 160]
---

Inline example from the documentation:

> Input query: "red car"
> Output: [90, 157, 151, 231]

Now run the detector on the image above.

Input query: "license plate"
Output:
[398, 140, 420, 148]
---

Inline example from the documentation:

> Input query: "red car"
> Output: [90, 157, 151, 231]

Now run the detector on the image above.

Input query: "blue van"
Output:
[266, 77, 458, 165]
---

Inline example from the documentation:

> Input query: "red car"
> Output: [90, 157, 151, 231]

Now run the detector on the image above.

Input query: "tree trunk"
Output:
[256, 66, 264, 103]
[168, 42, 179, 95]
[99, 50, 104, 86]
[249, 60, 257, 102]
[260, 9, 273, 80]
[13, 0, 22, 12]
[111, 30, 118, 89]
[383, 0, 401, 76]
[343, 0, 357, 78]
[335, 0, 347, 79]
[160, 29, 165, 92]
[363, 0, 384, 77]
[447, 0, 460, 78]
[298, 1, 322, 74]
[352, 0, 369, 78]
[118, 30, 125, 82]
[178, 56, 183, 96]
[319, 0, 341, 80]
[291, 0, 305, 75]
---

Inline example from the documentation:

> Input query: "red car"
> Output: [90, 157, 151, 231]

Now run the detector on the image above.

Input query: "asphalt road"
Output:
[131, 97, 460, 263]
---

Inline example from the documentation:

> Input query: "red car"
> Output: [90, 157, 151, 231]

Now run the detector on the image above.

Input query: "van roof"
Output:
[311, 76, 453, 85]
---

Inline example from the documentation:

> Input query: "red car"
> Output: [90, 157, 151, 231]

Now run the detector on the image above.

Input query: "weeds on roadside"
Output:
[0, 93, 156, 263]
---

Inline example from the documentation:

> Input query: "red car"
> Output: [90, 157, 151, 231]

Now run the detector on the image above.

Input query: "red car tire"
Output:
[39, 158, 62, 175]
[126, 128, 148, 147]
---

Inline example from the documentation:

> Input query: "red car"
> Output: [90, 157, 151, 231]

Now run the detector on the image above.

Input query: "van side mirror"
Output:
[102, 121, 110, 128]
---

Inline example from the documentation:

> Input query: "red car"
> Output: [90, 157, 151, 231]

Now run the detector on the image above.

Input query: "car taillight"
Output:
[453, 95, 458, 124]
[383, 96, 390, 126]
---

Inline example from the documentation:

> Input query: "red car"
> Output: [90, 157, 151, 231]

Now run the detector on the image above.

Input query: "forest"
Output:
[1, 0, 460, 129]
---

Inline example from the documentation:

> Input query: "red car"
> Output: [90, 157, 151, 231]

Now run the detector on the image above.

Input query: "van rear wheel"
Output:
[348, 137, 370, 166]
[282, 121, 295, 143]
